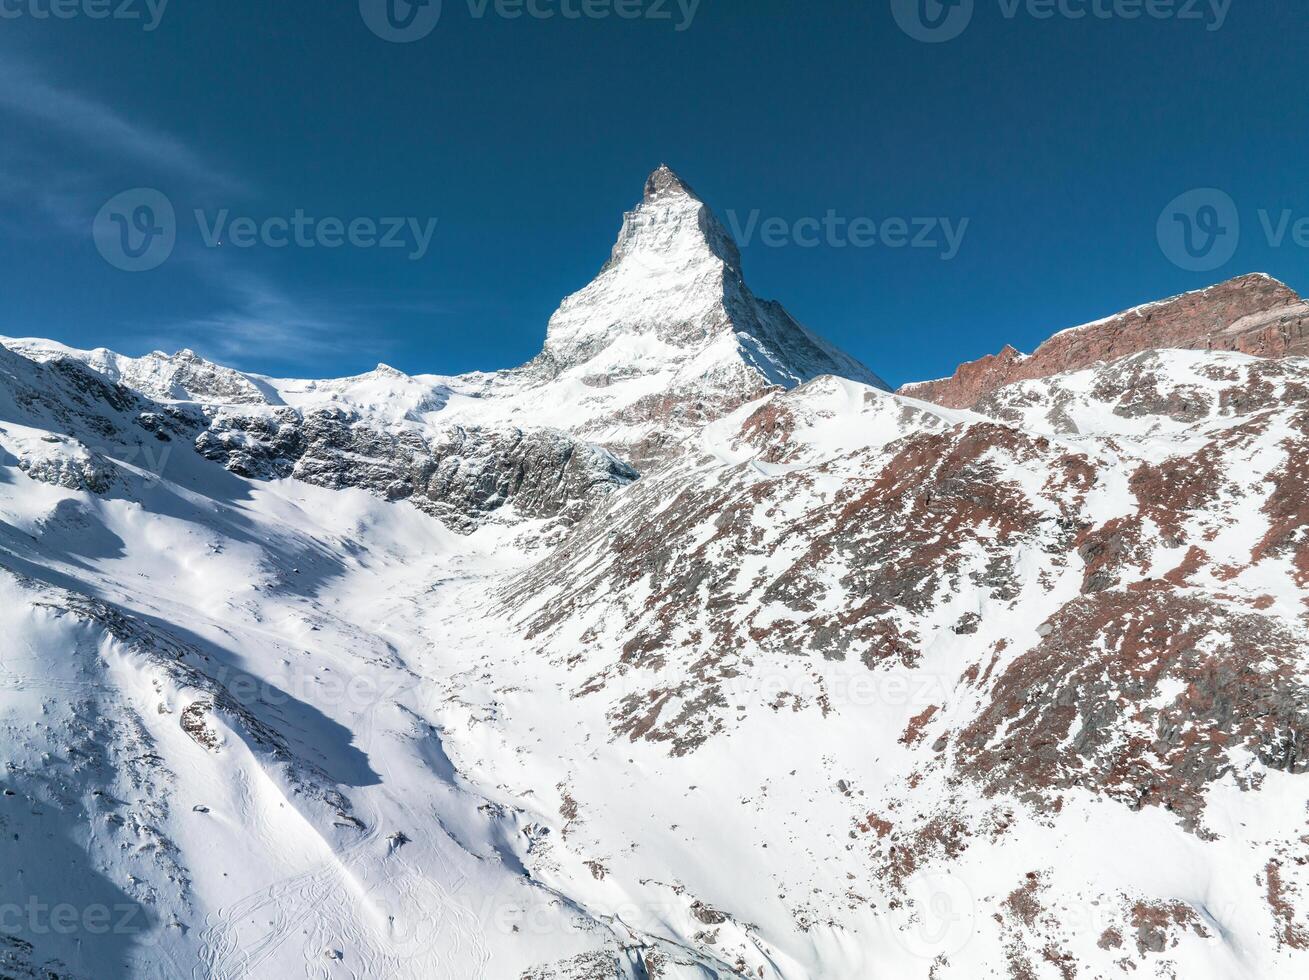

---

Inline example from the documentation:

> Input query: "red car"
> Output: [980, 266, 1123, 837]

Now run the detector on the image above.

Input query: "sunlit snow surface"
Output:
[1, 172, 1308, 977]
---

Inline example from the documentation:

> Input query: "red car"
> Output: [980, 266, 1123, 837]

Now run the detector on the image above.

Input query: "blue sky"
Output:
[1, 0, 1306, 386]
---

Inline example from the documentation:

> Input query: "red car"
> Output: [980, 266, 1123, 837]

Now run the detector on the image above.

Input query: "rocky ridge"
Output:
[196, 407, 637, 530]
[1, 168, 1308, 978]
[901, 272, 1309, 409]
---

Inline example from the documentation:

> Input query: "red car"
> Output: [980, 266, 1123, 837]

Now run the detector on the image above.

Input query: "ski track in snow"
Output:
[3, 174, 1309, 978]
[192, 615, 491, 980]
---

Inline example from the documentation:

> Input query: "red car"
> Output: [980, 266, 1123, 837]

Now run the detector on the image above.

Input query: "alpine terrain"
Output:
[1, 166, 1308, 979]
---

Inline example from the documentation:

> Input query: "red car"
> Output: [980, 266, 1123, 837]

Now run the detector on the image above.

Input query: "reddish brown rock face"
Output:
[901, 274, 1309, 409]
[957, 587, 1309, 833]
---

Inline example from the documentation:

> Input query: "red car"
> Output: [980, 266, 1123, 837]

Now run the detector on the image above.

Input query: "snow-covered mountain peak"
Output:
[643, 162, 695, 200]
[591, 163, 740, 285]
[526, 166, 883, 408]
[2, 336, 279, 406]
[603, 162, 742, 273]
[4, 167, 885, 474]
[6, 227, 1309, 975]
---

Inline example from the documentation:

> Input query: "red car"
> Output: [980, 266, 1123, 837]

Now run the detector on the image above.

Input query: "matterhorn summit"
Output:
[2, 166, 1308, 979]
[530, 164, 884, 390]
[512, 164, 886, 463]
[9, 167, 886, 472]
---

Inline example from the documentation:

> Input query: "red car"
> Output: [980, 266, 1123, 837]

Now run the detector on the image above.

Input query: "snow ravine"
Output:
[2, 169, 1309, 979]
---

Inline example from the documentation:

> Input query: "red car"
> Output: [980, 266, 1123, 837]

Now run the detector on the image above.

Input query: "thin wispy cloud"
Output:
[149, 267, 372, 373]
[0, 54, 368, 375]
[0, 156, 95, 236]
[0, 59, 245, 195]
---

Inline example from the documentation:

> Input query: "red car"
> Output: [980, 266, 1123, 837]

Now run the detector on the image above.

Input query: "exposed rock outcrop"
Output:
[197, 407, 637, 530]
[902, 274, 1309, 409]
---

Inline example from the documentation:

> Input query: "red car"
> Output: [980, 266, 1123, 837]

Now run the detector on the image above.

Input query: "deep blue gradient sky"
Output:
[2, 0, 1307, 386]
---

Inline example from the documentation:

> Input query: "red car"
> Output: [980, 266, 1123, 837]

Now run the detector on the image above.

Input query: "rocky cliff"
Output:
[901, 273, 1309, 408]
[1, 168, 1308, 980]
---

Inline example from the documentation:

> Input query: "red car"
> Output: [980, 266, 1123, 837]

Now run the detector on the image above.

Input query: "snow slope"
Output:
[1, 169, 1308, 979]
[9, 165, 882, 473]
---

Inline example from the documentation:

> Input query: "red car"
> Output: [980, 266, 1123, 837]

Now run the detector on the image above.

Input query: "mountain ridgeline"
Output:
[1, 168, 1308, 978]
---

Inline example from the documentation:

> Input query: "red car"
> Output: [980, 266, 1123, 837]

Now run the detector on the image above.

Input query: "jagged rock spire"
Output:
[643, 163, 698, 202]
[529, 165, 887, 394]
[595, 163, 740, 277]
